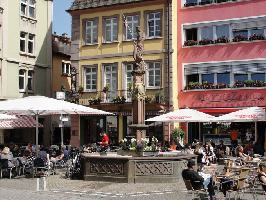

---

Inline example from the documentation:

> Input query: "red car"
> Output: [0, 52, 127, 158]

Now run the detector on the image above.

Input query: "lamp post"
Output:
[56, 92, 66, 147]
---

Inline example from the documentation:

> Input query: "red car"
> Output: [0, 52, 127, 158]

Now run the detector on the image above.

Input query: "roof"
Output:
[68, 0, 148, 11]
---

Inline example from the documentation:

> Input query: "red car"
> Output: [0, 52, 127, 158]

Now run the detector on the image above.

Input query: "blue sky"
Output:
[53, 0, 73, 36]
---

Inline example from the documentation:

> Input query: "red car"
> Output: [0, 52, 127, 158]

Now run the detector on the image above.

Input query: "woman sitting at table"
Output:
[258, 162, 266, 192]
[202, 143, 216, 165]
[235, 145, 252, 163]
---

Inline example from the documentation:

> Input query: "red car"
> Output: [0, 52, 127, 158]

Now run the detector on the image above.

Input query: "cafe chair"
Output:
[183, 179, 209, 199]
[0, 159, 16, 179]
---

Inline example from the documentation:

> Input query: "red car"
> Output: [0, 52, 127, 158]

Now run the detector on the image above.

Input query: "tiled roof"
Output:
[68, 0, 147, 11]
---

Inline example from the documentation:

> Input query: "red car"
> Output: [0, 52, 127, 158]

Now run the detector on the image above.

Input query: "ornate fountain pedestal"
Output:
[81, 153, 197, 183]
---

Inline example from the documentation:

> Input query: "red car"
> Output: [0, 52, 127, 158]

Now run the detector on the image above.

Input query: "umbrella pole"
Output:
[60, 113, 64, 148]
[255, 121, 258, 142]
[35, 114, 39, 156]
[199, 122, 201, 142]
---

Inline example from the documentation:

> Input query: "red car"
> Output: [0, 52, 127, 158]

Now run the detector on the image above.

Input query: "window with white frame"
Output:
[84, 66, 97, 91]
[125, 63, 133, 100]
[20, 0, 36, 18]
[216, 24, 230, 39]
[27, 70, 33, 91]
[201, 26, 213, 40]
[19, 69, 26, 91]
[125, 15, 139, 40]
[183, 0, 240, 7]
[85, 19, 98, 44]
[20, 32, 26, 52]
[104, 17, 118, 42]
[147, 12, 161, 38]
[20, 0, 27, 16]
[147, 62, 161, 88]
[61, 62, 71, 75]
[28, 34, 34, 54]
[104, 64, 117, 100]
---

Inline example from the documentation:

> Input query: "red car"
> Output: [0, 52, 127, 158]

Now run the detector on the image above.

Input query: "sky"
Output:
[53, 0, 73, 36]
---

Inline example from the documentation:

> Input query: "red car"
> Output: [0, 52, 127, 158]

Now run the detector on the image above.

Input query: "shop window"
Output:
[217, 72, 230, 85]
[186, 74, 199, 85]
[202, 73, 214, 83]
[185, 28, 198, 41]
[251, 73, 265, 81]
[234, 74, 248, 81]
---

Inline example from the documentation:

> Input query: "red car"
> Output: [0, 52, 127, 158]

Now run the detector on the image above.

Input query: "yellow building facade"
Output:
[68, 0, 175, 146]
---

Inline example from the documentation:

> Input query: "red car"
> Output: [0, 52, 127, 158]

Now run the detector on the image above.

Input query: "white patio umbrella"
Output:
[146, 108, 215, 122]
[0, 114, 16, 120]
[0, 96, 113, 154]
[213, 107, 266, 142]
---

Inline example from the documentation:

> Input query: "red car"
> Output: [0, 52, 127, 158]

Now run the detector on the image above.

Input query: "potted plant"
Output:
[184, 40, 198, 46]
[88, 96, 101, 105]
[171, 128, 185, 146]
[102, 84, 110, 93]
[145, 96, 153, 103]
[78, 86, 84, 94]
[244, 80, 255, 87]
[216, 83, 228, 89]
[198, 39, 214, 45]
[112, 96, 126, 104]
[184, 2, 198, 7]
[186, 82, 201, 90]
[233, 80, 245, 88]
[249, 34, 265, 41]
[253, 80, 265, 87]
[233, 34, 248, 42]
[215, 36, 230, 44]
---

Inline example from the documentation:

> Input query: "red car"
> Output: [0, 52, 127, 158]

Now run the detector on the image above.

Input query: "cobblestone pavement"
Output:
[0, 170, 265, 200]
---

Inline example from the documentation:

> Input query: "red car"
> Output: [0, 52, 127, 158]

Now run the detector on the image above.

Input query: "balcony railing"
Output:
[185, 80, 266, 91]
[184, 0, 239, 8]
[184, 34, 266, 47]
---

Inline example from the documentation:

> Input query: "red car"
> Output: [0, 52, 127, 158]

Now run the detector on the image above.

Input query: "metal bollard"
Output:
[37, 177, 47, 191]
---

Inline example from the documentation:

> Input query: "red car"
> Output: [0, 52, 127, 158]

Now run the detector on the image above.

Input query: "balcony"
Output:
[183, 0, 239, 8]
[184, 80, 266, 91]
[183, 34, 266, 47]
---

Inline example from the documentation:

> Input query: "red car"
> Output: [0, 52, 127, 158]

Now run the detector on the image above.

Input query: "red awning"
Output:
[0, 115, 43, 129]
[197, 108, 240, 115]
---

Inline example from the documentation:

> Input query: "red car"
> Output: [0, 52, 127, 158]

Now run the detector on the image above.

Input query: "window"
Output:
[28, 34, 34, 54]
[104, 64, 117, 100]
[147, 62, 161, 88]
[125, 15, 139, 40]
[184, 0, 198, 7]
[62, 62, 71, 75]
[19, 69, 26, 91]
[28, 0, 36, 18]
[250, 28, 264, 36]
[217, 73, 230, 85]
[187, 74, 199, 85]
[202, 73, 214, 83]
[185, 28, 198, 41]
[27, 70, 33, 91]
[21, 0, 27, 16]
[104, 17, 118, 42]
[201, 26, 213, 40]
[20, 0, 36, 18]
[125, 63, 133, 100]
[147, 12, 161, 38]
[233, 30, 248, 39]
[216, 25, 230, 39]
[251, 73, 265, 81]
[85, 19, 98, 44]
[84, 66, 97, 91]
[20, 32, 26, 52]
[234, 74, 248, 81]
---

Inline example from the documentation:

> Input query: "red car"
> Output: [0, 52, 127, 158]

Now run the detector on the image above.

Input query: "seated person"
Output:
[243, 141, 254, 155]
[217, 140, 226, 160]
[0, 147, 15, 168]
[258, 162, 266, 192]
[235, 145, 252, 162]
[182, 160, 216, 200]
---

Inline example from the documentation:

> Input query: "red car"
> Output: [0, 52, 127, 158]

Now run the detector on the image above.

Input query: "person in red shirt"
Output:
[100, 132, 110, 147]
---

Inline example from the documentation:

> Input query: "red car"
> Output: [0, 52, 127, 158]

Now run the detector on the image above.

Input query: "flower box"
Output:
[184, 40, 198, 46]
[198, 39, 214, 45]
[215, 37, 229, 44]
[249, 34, 265, 41]
[233, 35, 248, 42]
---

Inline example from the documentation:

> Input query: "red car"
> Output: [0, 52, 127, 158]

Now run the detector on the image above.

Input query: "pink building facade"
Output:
[178, 0, 266, 150]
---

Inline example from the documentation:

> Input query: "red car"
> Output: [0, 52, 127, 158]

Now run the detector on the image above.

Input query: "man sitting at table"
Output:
[182, 160, 216, 200]
[258, 162, 266, 192]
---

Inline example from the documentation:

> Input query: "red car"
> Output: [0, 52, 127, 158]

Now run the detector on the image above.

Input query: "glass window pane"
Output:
[202, 74, 214, 83]
[234, 74, 248, 81]
[186, 74, 199, 85]
[217, 73, 230, 84]
[251, 73, 265, 81]
[233, 30, 248, 38]
[250, 29, 264, 36]
[29, 7, 35, 18]
[201, 26, 213, 40]
[216, 25, 230, 38]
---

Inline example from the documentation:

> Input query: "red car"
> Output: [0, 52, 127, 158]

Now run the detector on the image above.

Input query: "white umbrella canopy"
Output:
[0, 96, 112, 115]
[213, 107, 265, 122]
[146, 108, 215, 122]
[0, 96, 113, 154]
[0, 114, 16, 120]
